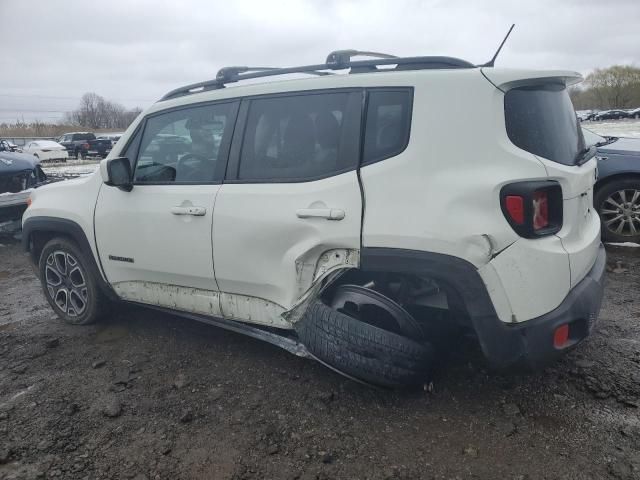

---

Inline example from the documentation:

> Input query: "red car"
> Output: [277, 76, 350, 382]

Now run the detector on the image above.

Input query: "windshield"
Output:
[505, 84, 586, 166]
[38, 140, 61, 148]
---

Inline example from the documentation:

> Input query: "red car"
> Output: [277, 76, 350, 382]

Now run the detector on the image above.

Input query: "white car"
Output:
[21, 50, 605, 387]
[22, 140, 69, 162]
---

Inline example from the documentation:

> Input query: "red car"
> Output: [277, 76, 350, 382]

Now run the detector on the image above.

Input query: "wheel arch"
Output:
[22, 216, 117, 300]
[595, 172, 640, 194]
[357, 247, 532, 365]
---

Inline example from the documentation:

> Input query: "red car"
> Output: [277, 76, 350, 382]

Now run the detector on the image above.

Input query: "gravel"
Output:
[1, 240, 639, 479]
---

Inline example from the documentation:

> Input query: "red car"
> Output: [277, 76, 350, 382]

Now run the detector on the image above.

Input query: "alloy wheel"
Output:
[45, 250, 89, 317]
[600, 189, 640, 237]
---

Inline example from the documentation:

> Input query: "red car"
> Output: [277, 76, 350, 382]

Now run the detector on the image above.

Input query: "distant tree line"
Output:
[0, 92, 142, 137]
[64, 92, 142, 129]
[0, 119, 68, 137]
[570, 65, 640, 110]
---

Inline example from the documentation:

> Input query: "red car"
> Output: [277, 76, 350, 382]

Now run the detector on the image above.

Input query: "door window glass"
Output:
[238, 92, 358, 181]
[134, 102, 236, 183]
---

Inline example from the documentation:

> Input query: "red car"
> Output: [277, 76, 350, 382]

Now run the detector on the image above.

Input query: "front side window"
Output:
[363, 89, 413, 165]
[237, 92, 360, 181]
[133, 102, 237, 183]
[505, 84, 586, 166]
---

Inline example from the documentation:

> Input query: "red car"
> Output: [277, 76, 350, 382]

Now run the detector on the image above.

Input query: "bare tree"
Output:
[64, 92, 142, 130]
[584, 65, 640, 109]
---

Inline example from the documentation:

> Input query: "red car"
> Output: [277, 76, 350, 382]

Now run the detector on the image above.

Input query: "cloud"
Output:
[1, 0, 638, 122]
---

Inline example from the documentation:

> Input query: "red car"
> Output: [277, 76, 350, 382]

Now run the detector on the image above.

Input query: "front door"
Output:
[212, 90, 364, 327]
[94, 100, 239, 316]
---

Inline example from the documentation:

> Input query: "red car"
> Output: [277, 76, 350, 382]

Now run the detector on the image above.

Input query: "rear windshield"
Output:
[505, 84, 586, 166]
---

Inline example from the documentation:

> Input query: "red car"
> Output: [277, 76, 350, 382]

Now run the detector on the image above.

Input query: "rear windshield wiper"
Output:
[574, 145, 597, 165]
[595, 136, 618, 147]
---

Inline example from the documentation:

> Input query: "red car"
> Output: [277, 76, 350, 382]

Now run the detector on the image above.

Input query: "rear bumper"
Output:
[476, 243, 606, 370]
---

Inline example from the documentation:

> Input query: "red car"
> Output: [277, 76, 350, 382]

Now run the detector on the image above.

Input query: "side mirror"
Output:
[102, 157, 133, 192]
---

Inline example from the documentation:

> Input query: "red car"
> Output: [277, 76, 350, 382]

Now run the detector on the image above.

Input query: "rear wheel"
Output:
[595, 179, 640, 243]
[38, 237, 109, 325]
[296, 301, 434, 388]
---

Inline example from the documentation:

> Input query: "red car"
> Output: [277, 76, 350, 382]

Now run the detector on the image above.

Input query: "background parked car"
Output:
[594, 110, 630, 121]
[22, 140, 69, 162]
[57, 132, 112, 159]
[0, 150, 47, 221]
[584, 127, 640, 243]
[0, 139, 22, 153]
[97, 132, 124, 147]
[576, 110, 597, 122]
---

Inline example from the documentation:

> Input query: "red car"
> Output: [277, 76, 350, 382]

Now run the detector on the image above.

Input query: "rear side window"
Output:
[237, 91, 361, 181]
[363, 89, 412, 165]
[72, 133, 95, 141]
[505, 84, 586, 166]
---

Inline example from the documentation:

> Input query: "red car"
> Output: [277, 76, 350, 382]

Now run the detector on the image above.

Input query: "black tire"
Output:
[38, 237, 109, 325]
[595, 178, 640, 244]
[296, 302, 434, 388]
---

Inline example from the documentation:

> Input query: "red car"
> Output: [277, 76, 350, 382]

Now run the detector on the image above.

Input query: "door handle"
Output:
[296, 208, 345, 220]
[170, 205, 206, 216]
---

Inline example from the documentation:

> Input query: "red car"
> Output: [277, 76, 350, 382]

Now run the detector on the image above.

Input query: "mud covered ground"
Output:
[1, 238, 639, 480]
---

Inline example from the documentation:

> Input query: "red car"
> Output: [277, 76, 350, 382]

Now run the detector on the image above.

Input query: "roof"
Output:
[159, 50, 476, 102]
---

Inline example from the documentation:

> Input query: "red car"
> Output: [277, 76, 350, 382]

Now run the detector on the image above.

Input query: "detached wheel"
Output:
[595, 179, 640, 243]
[38, 237, 108, 325]
[296, 302, 434, 388]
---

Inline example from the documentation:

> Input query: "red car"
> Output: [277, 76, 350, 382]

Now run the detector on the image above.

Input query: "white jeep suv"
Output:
[22, 51, 605, 387]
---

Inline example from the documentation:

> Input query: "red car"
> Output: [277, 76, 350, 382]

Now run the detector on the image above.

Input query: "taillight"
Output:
[505, 196, 524, 225]
[500, 181, 562, 238]
[532, 190, 549, 230]
[83, 143, 90, 149]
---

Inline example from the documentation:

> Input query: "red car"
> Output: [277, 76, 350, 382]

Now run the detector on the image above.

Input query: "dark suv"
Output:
[58, 132, 112, 159]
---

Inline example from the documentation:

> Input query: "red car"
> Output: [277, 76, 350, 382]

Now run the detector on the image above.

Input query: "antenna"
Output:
[481, 24, 515, 67]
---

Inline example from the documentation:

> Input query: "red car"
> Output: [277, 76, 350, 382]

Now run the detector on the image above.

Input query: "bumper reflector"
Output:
[553, 324, 570, 348]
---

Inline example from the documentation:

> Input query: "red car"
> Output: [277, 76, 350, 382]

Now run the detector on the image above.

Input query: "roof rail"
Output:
[159, 50, 475, 101]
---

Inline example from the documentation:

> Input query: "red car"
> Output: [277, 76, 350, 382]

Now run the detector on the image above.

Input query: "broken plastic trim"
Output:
[132, 302, 383, 388]
[330, 284, 424, 340]
[135, 302, 309, 357]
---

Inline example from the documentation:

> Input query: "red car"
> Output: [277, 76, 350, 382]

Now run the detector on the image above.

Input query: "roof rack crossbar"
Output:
[159, 53, 475, 101]
[216, 66, 332, 84]
[325, 49, 398, 69]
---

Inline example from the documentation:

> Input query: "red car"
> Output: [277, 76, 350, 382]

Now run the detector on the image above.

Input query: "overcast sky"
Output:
[1, 0, 639, 123]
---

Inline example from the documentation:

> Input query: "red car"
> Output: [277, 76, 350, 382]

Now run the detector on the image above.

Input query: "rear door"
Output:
[94, 100, 239, 315]
[212, 90, 363, 327]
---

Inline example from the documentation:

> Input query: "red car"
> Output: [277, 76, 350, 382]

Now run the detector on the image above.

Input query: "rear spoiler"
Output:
[480, 68, 583, 92]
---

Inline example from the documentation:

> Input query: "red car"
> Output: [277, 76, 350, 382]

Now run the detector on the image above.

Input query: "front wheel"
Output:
[595, 179, 640, 244]
[38, 237, 109, 325]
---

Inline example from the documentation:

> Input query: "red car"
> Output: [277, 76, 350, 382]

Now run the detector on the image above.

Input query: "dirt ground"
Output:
[1, 238, 639, 480]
